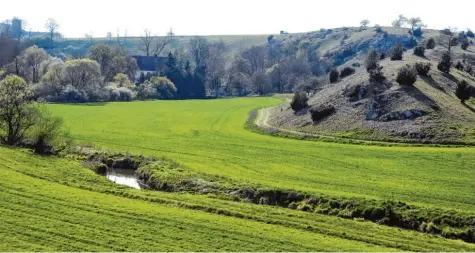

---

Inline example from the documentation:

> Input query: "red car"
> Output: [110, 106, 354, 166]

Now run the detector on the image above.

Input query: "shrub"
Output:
[390, 42, 404, 60]
[411, 27, 423, 37]
[461, 41, 469, 50]
[455, 61, 464, 71]
[405, 37, 418, 48]
[290, 91, 308, 112]
[380, 52, 386, 60]
[467, 30, 475, 38]
[329, 68, 339, 83]
[414, 62, 431, 76]
[340, 67, 356, 78]
[413, 46, 425, 57]
[29, 106, 63, 155]
[465, 64, 473, 74]
[58, 85, 88, 103]
[352, 62, 361, 68]
[369, 67, 385, 83]
[107, 87, 134, 101]
[396, 65, 417, 85]
[365, 49, 380, 72]
[310, 105, 335, 123]
[426, 38, 436, 49]
[455, 80, 472, 103]
[437, 51, 451, 73]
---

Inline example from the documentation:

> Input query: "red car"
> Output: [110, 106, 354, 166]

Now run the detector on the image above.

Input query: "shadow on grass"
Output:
[462, 103, 475, 113]
[401, 84, 440, 110]
[441, 72, 459, 83]
[60, 102, 109, 106]
[420, 76, 446, 92]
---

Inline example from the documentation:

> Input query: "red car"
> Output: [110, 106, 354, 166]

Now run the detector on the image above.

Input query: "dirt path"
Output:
[256, 106, 339, 140]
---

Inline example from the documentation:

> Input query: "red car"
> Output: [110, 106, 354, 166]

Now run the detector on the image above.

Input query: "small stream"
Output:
[106, 168, 145, 189]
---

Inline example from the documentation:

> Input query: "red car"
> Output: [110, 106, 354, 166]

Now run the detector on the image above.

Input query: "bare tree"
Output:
[106, 32, 113, 42]
[189, 36, 209, 68]
[241, 45, 267, 76]
[153, 36, 171, 56]
[206, 44, 226, 96]
[139, 29, 155, 56]
[45, 18, 59, 49]
[391, 15, 408, 28]
[116, 29, 127, 48]
[360, 19, 370, 28]
[408, 17, 424, 30]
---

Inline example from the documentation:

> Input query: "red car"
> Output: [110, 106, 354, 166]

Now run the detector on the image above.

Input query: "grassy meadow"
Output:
[1, 146, 474, 251]
[48, 98, 475, 211]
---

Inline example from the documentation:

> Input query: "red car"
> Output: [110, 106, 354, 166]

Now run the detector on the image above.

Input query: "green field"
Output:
[1, 147, 475, 251]
[49, 98, 475, 211]
[1, 97, 475, 251]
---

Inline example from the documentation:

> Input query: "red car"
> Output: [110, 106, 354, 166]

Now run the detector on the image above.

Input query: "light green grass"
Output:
[48, 98, 475, 212]
[1, 146, 474, 251]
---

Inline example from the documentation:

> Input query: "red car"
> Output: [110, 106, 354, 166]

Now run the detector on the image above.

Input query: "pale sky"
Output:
[2, 0, 474, 38]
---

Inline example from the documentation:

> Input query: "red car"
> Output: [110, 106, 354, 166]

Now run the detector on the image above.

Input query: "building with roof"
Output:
[132, 55, 167, 80]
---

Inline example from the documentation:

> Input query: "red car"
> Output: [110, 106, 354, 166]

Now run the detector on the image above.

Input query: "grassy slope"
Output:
[1, 146, 474, 251]
[48, 98, 475, 212]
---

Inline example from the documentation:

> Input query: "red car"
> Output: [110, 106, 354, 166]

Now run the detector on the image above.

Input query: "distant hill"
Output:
[43, 34, 287, 58]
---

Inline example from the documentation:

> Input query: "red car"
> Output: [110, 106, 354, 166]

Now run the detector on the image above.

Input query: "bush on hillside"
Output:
[380, 52, 386, 60]
[461, 41, 469, 50]
[29, 106, 64, 155]
[426, 38, 436, 49]
[413, 46, 425, 57]
[414, 62, 431, 76]
[290, 91, 308, 112]
[455, 61, 464, 71]
[329, 68, 339, 83]
[467, 30, 475, 38]
[437, 51, 451, 73]
[396, 65, 417, 85]
[465, 64, 473, 74]
[410, 27, 423, 37]
[365, 49, 380, 72]
[340, 67, 356, 78]
[405, 37, 418, 48]
[310, 105, 335, 123]
[455, 80, 472, 103]
[390, 42, 404, 60]
[369, 67, 385, 83]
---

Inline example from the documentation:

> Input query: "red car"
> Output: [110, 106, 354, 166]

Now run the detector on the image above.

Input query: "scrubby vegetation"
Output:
[339, 67, 355, 78]
[455, 80, 472, 103]
[290, 91, 308, 112]
[414, 62, 431, 76]
[310, 105, 335, 123]
[413, 46, 425, 57]
[426, 38, 436, 49]
[437, 51, 452, 73]
[396, 65, 417, 85]
[389, 42, 404, 60]
[0, 75, 64, 151]
[329, 68, 339, 83]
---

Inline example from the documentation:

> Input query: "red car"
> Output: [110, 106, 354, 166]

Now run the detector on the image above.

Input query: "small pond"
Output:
[106, 168, 145, 189]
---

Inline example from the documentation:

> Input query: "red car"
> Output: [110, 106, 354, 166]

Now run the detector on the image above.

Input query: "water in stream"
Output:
[106, 168, 144, 189]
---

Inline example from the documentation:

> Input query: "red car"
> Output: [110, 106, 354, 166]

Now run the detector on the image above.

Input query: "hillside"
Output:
[269, 27, 475, 144]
